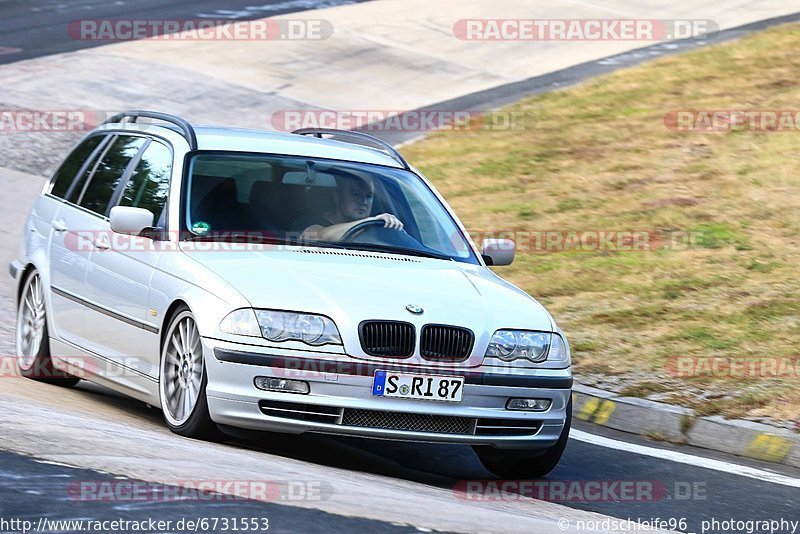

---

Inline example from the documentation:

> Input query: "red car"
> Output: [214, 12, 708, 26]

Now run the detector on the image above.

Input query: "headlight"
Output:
[220, 309, 342, 345]
[258, 311, 290, 341]
[547, 333, 569, 362]
[219, 309, 261, 337]
[255, 310, 342, 346]
[486, 330, 556, 363]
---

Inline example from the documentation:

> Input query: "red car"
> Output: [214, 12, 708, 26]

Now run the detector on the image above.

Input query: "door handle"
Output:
[94, 237, 110, 250]
[52, 219, 67, 233]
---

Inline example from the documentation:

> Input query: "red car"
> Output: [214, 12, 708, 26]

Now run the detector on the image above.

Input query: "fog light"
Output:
[254, 377, 310, 395]
[506, 398, 551, 411]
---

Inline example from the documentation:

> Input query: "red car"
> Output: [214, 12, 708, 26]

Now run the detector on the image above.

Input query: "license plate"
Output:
[372, 371, 464, 402]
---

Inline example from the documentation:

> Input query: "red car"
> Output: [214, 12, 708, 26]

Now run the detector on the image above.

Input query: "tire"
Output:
[474, 397, 572, 479]
[15, 269, 79, 387]
[159, 306, 221, 440]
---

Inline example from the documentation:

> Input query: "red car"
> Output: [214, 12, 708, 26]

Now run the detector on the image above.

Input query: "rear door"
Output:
[49, 134, 147, 352]
[46, 133, 111, 347]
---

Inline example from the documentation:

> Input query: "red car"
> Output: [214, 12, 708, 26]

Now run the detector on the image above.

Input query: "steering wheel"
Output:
[340, 219, 395, 242]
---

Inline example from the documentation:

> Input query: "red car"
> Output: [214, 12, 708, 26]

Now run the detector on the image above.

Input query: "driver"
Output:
[298, 174, 403, 241]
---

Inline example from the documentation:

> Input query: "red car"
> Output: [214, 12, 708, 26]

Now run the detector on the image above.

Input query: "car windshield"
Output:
[184, 152, 479, 264]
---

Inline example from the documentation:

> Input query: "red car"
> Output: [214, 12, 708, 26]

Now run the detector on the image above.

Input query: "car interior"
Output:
[187, 163, 422, 242]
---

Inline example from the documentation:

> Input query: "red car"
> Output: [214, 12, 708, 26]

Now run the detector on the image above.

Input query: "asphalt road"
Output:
[0, 0, 369, 65]
[223, 419, 800, 534]
[1, 377, 798, 533]
[0, 449, 418, 534]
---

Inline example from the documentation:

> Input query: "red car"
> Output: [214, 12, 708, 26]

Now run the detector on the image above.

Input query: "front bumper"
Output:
[204, 338, 572, 449]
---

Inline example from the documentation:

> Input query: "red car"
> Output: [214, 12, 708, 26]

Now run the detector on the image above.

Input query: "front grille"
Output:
[342, 409, 474, 435]
[420, 325, 475, 361]
[359, 321, 415, 358]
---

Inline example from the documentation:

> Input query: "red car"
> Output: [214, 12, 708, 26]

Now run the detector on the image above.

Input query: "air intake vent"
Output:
[298, 249, 420, 262]
[258, 400, 342, 424]
[359, 321, 415, 358]
[342, 409, 474, 435]
[475, 418, 542, 436]
[420, 325, 475, 362]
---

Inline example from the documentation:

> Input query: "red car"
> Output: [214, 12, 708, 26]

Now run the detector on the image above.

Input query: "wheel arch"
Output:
[16, 263, 36, 305]
[160, 299, 192, 351]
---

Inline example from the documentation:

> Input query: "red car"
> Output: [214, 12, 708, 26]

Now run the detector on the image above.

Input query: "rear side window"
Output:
[67, 137, 112, 204]
[79, 135, 146, 216]
[50, 135, 106, 199]
[118, 140, 172, 221]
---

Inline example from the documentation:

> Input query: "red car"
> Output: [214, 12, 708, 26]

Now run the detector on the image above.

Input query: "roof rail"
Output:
[292, 128, 410, 170]
[104, 110, 198, 150]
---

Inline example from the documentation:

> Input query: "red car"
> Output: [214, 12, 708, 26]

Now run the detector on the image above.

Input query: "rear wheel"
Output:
[15, 269, 79, 387]
[474, 398, 571, 479]
[159, 307, 221, 440]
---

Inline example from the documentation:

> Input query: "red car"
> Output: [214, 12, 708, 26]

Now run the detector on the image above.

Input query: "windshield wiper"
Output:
[296, 239, 351, 250]
[337, 242, 454, 260]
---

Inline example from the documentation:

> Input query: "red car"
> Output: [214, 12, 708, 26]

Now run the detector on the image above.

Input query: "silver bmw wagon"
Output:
[10, 111, 572, 477]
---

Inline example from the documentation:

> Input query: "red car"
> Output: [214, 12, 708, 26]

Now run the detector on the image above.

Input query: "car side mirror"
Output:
[109, 206, 154, 236]
[481, 238, 515, 266]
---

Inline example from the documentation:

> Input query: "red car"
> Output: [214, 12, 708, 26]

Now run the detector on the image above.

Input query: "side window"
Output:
[79, 135, 146, 216]
[118, 140, 172, 222]
[50, 135, 106, 199]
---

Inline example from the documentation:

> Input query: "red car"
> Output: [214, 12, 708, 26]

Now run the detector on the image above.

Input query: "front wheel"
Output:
[15, 269, 79, 387]
[159, 307, 220, 440]
[474, 397, 572, 479]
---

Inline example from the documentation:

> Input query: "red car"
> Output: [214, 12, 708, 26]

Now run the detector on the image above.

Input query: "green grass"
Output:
[403, 22, 800, 423]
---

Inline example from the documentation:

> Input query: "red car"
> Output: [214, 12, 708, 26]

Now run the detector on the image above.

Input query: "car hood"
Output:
[182, 246, 553, 334]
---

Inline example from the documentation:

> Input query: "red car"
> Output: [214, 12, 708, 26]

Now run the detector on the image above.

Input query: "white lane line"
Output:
[571, 429, 800, 489]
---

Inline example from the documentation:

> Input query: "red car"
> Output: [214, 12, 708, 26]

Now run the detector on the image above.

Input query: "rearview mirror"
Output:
[481, 238, 515, 266]
[109, 206, 154, 236]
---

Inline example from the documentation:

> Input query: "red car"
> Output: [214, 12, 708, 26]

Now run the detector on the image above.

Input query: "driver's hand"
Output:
[373, 213, 404, 230]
